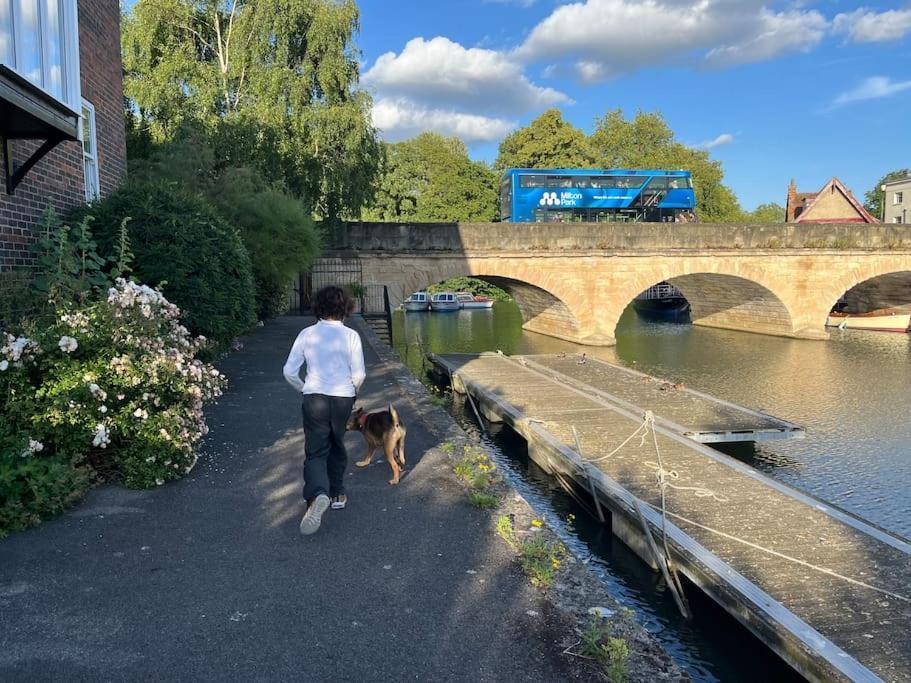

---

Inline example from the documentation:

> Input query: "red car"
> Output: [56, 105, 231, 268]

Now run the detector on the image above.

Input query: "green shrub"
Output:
[70, 181, 256, 347]
[428, 277, 511, 302]
[130, 132, 323, 320]
[1, 280, 226, 493]
[0, 427, 90, 537]
[211, 168, 322, 319]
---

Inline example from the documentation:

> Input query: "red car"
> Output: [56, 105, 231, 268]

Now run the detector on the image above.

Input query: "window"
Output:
[81, 99, 99, 200]
[895, 192, 904, 205]
[895, 216, 904, 224]
[519, 174, 548, 188]
[2, 0, 80, 109]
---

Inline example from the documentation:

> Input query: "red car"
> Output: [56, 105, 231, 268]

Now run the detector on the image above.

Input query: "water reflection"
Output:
[392, 302, 911, 682]
[394, 302, 911, 537]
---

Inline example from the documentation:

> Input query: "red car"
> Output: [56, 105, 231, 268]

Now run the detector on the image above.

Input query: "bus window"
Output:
[520, 175, 547, 188]
[617, 176, 646, 189]
[648, 177, 669, 190]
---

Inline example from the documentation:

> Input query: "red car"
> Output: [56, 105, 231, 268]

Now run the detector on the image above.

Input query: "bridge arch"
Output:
[821, 268, 911, 327]
[603, 268, 800, 344]
[377, 259, 597, 344]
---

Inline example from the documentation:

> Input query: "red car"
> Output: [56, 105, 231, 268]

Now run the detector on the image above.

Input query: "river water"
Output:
[391, 302, 911, 682]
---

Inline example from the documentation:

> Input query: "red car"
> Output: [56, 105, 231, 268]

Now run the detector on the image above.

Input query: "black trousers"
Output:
[301, 393, 355, 502]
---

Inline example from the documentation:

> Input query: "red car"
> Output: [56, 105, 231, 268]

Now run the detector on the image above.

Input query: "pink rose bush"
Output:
[1, 280, 226, 507]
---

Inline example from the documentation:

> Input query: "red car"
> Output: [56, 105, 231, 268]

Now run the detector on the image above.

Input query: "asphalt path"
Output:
[0, 316, 592, 682]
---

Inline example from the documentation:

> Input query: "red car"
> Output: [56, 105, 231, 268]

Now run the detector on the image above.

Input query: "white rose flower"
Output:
[58, 336, 78, 353]
[0, 360, 8, 371]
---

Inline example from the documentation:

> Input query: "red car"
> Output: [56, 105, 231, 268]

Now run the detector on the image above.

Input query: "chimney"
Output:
[786, 179, 797, 222]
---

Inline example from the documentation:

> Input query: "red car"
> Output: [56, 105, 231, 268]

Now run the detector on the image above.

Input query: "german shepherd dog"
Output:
[347, 404, 407, 485]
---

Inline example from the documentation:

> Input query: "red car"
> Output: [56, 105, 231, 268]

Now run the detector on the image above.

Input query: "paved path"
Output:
[0, 317, 592, 682]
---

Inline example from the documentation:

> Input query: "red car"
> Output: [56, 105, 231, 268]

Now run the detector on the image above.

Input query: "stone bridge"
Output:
[326, 222, 911, 346]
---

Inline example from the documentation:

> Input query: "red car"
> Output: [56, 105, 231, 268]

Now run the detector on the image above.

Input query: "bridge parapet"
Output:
[329, 221, 911, 253]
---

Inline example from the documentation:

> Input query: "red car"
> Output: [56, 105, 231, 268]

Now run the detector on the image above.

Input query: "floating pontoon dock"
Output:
[430, 352, 911, 683]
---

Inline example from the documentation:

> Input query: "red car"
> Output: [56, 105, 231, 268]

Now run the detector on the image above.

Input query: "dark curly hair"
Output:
[312, 286, 353, 320]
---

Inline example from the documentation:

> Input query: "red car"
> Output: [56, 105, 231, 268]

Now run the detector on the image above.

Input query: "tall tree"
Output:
[495, 109, 595, 172]
[864, 169, 911, 220]
[590, 110, 744, 222]
[746, 202, 785, 223]
[122, 0, 380, 219]
[364, 133, 499, 223]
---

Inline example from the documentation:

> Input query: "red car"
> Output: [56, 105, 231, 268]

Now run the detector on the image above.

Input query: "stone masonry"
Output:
[329, 222, 911, 346]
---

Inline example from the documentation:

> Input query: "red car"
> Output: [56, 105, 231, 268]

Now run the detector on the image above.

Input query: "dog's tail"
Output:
[388, 403, 400, 429]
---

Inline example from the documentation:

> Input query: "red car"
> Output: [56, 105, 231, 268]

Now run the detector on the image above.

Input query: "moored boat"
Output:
[455, 292, 495, 310]
[430, 291, 460, 312]
[826, 309, 911, 333]
[403, 291, 430, 312]
[633, 282, 690, 322]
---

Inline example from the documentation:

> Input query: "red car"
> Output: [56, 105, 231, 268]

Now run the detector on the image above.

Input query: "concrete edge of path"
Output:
[350, 316, 689, 683]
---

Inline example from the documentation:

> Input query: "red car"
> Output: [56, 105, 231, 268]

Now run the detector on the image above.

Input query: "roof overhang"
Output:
[0, 65, 80, 195]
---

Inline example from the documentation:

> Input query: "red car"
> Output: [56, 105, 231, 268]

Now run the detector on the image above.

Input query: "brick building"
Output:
[1, 0, 127, 272]
[785, 177, 878, 224]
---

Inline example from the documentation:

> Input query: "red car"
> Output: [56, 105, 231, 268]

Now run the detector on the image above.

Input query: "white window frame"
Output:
[81, 98, 100, 201]
[895, 191, 904, 205]
[894, 216, 903, 224]
[6, 0, 81, 112]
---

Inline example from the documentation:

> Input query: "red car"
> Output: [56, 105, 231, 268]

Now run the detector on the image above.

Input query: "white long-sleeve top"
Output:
[282, 320, 366, 397]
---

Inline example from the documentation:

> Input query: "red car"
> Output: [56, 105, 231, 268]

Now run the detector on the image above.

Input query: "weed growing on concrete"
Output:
[440, 442, 455, 456]
[496, 515, 566, 589]
[468, 491, 499, 509]
[580, 617, 630, 683]
[453, 446, 500, 490]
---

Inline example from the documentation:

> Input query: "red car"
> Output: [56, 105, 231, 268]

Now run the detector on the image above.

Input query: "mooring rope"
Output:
[592, 411, 911, 605]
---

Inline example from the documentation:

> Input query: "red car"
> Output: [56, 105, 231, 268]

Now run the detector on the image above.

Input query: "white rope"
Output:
[643, 461, 730, 503]
[644, 502, 911, 604]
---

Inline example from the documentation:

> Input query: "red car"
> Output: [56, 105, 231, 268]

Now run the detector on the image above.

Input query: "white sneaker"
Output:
[300, 494, 330, 536]
[330, 495, 348, 510]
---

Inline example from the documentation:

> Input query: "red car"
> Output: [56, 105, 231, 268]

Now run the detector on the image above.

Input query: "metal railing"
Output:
[636, 282, 684, 300]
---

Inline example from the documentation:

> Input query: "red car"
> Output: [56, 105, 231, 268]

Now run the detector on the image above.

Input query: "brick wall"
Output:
[0, 0, 126, 273]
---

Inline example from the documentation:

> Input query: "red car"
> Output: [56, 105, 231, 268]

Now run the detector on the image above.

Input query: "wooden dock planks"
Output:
[516, 353, 804, 442]
[431, 352, 911, 683]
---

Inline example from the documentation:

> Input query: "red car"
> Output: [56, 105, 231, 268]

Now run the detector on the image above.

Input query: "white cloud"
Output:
[363, 36, 570, 116]
[832, 76, 911, 107]
[833, 8, 911, 43]
[371, 98, 516, 143]
[699, 133, 734, 149]
[514, 0, 828, 81]
[705, 8, 827, 67]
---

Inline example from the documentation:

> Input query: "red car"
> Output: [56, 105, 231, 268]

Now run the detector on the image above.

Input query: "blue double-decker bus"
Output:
[500, 168, 697, 223]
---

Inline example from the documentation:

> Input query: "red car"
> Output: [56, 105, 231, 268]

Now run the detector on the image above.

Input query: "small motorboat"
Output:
[430, 291, 460, 312]
[455, 292, 495, 310]
[403, 291, 430, 312]
[826, 309, 911, 333]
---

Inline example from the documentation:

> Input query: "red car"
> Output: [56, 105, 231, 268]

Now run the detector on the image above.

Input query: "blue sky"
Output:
[356, 1, 911, 210]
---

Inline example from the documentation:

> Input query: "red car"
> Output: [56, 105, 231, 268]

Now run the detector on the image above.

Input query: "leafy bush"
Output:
[0, 279, 225, 498]
[429, 277, 511, 302]
[130, 131, 323, 320]
[70, 181, 256, 347]
[210, 168, 322, 319]
[0, 427, 90, 537]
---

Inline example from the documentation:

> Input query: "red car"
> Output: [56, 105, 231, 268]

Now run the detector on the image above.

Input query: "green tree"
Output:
[494, 109, 595, 172]
[746, 202, 785, 223]
[864, 169, 911, 220]
[122, 0, 380, 219]
[130, 129, 322, 319]
[365, 133, 499, 222]
[589, 110, 744, 222]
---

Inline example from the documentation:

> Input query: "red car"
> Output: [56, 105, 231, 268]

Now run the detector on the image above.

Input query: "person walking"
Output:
[283, 286, 366, 535]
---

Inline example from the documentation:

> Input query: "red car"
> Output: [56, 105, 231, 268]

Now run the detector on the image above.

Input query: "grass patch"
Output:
[440, 442, 455, 456]
[468, 491, 499, 509]
[497, 515, 566, 589]
[453, 446, 500, 490]
[580, 617, 631, 683]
